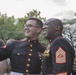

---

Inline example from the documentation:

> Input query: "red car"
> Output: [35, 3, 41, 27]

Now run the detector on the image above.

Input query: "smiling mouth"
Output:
[43, 30, 47, 35]
[25, 30, 30, 33]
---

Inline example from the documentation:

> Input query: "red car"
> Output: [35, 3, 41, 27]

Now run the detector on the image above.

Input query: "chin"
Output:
[44, 35, 50, 39]
[44, 35, 48, 39]
[25, 34, 30, 37]
[25, 33, 30, 36]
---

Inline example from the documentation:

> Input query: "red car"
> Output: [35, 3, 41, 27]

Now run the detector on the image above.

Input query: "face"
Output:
[43, 22, 55, 39]
[24, 20, 41, 39]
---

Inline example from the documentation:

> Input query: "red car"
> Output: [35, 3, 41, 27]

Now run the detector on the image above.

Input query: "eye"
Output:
[25, 24, 37, 28]
[28, 24, 33, 27]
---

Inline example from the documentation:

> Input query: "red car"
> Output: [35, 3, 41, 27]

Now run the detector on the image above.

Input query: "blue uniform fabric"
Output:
[0, 39, 46, 74]
[42, 34, 75, 75]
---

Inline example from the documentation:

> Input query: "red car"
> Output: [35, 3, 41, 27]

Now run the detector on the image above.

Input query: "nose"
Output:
[24, 26, 29, 31]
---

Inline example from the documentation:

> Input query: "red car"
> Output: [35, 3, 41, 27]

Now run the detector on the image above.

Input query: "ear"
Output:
[55, 26, 60, 31]
[37, 28, 42, 33]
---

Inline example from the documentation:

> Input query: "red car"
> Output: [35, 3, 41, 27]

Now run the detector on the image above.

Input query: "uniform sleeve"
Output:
[0, 42, 14, 61]
[51, 38, 74, 75]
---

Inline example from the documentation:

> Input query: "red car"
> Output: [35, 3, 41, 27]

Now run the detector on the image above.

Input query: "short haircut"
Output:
[0, 39, 5, 47]
[45, 18, 63, 32]
[54, 18, 63, 32]
[26, 17, 43, 29]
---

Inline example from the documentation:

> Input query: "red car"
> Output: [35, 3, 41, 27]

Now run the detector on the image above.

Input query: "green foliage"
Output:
[24, 9, 46, 22]
[62, 18, 76, 48]
[39, 33, 49, 46]
[63, 19, 76, 25]
[0, 10, 47, 45]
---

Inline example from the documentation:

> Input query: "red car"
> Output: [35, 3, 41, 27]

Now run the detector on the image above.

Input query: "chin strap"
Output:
[42, 44, 51, 57]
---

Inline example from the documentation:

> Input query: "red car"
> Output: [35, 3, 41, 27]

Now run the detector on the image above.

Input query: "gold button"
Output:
[27, 64, 30, 67]
[30, 44, 33, 47]
[41, 66, 42, 68]
[28, 59, 30, 61]
[30, 49, 33, 51]
[26, 70, 28, 73]
[41, 72, 42, 74]
[40, 58, 41, 60]
[29, 53, 32, 56]
[17, 53, 20, 55]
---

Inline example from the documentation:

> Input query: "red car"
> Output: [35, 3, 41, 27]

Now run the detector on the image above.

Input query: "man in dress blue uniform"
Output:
[0, 18, 46, 75]
[42, 18, 75, 75]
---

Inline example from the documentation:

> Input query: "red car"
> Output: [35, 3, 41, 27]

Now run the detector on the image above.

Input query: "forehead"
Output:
[26, 20, 37, 25]
[43, 22, 53, 27]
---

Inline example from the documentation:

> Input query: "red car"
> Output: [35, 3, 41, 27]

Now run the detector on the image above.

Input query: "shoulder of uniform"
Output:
[55, 37, 69, 44]
[56, 37, 64, 41]
[54, 37, 64, 43]
[14, 40, 21, 42]
[21, 38, 27, 42]
[14, 38, 27, 43]
[13, 40, 24, 43]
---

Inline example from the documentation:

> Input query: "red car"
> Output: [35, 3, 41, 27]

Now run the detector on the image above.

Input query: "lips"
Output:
[25, 30, 30, 34]
[43, 29, 47, 35]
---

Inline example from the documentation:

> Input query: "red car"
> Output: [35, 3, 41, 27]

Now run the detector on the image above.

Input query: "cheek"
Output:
[47, 31, 51, 36]
[48, 29, 52, 33]
[31, 29, 37, 34]
[47, 29, 53, 36]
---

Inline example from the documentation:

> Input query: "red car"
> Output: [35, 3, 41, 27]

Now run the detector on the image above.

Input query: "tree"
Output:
[0, 13, 15, 41]
[62, 19, 76, 52]
[24, 9, 46, 22]
[0, 10, 47, 45]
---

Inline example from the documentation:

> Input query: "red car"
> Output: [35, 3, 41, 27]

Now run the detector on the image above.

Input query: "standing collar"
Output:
[50, 34, 62, 42]
[26, 38, 39, 44]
